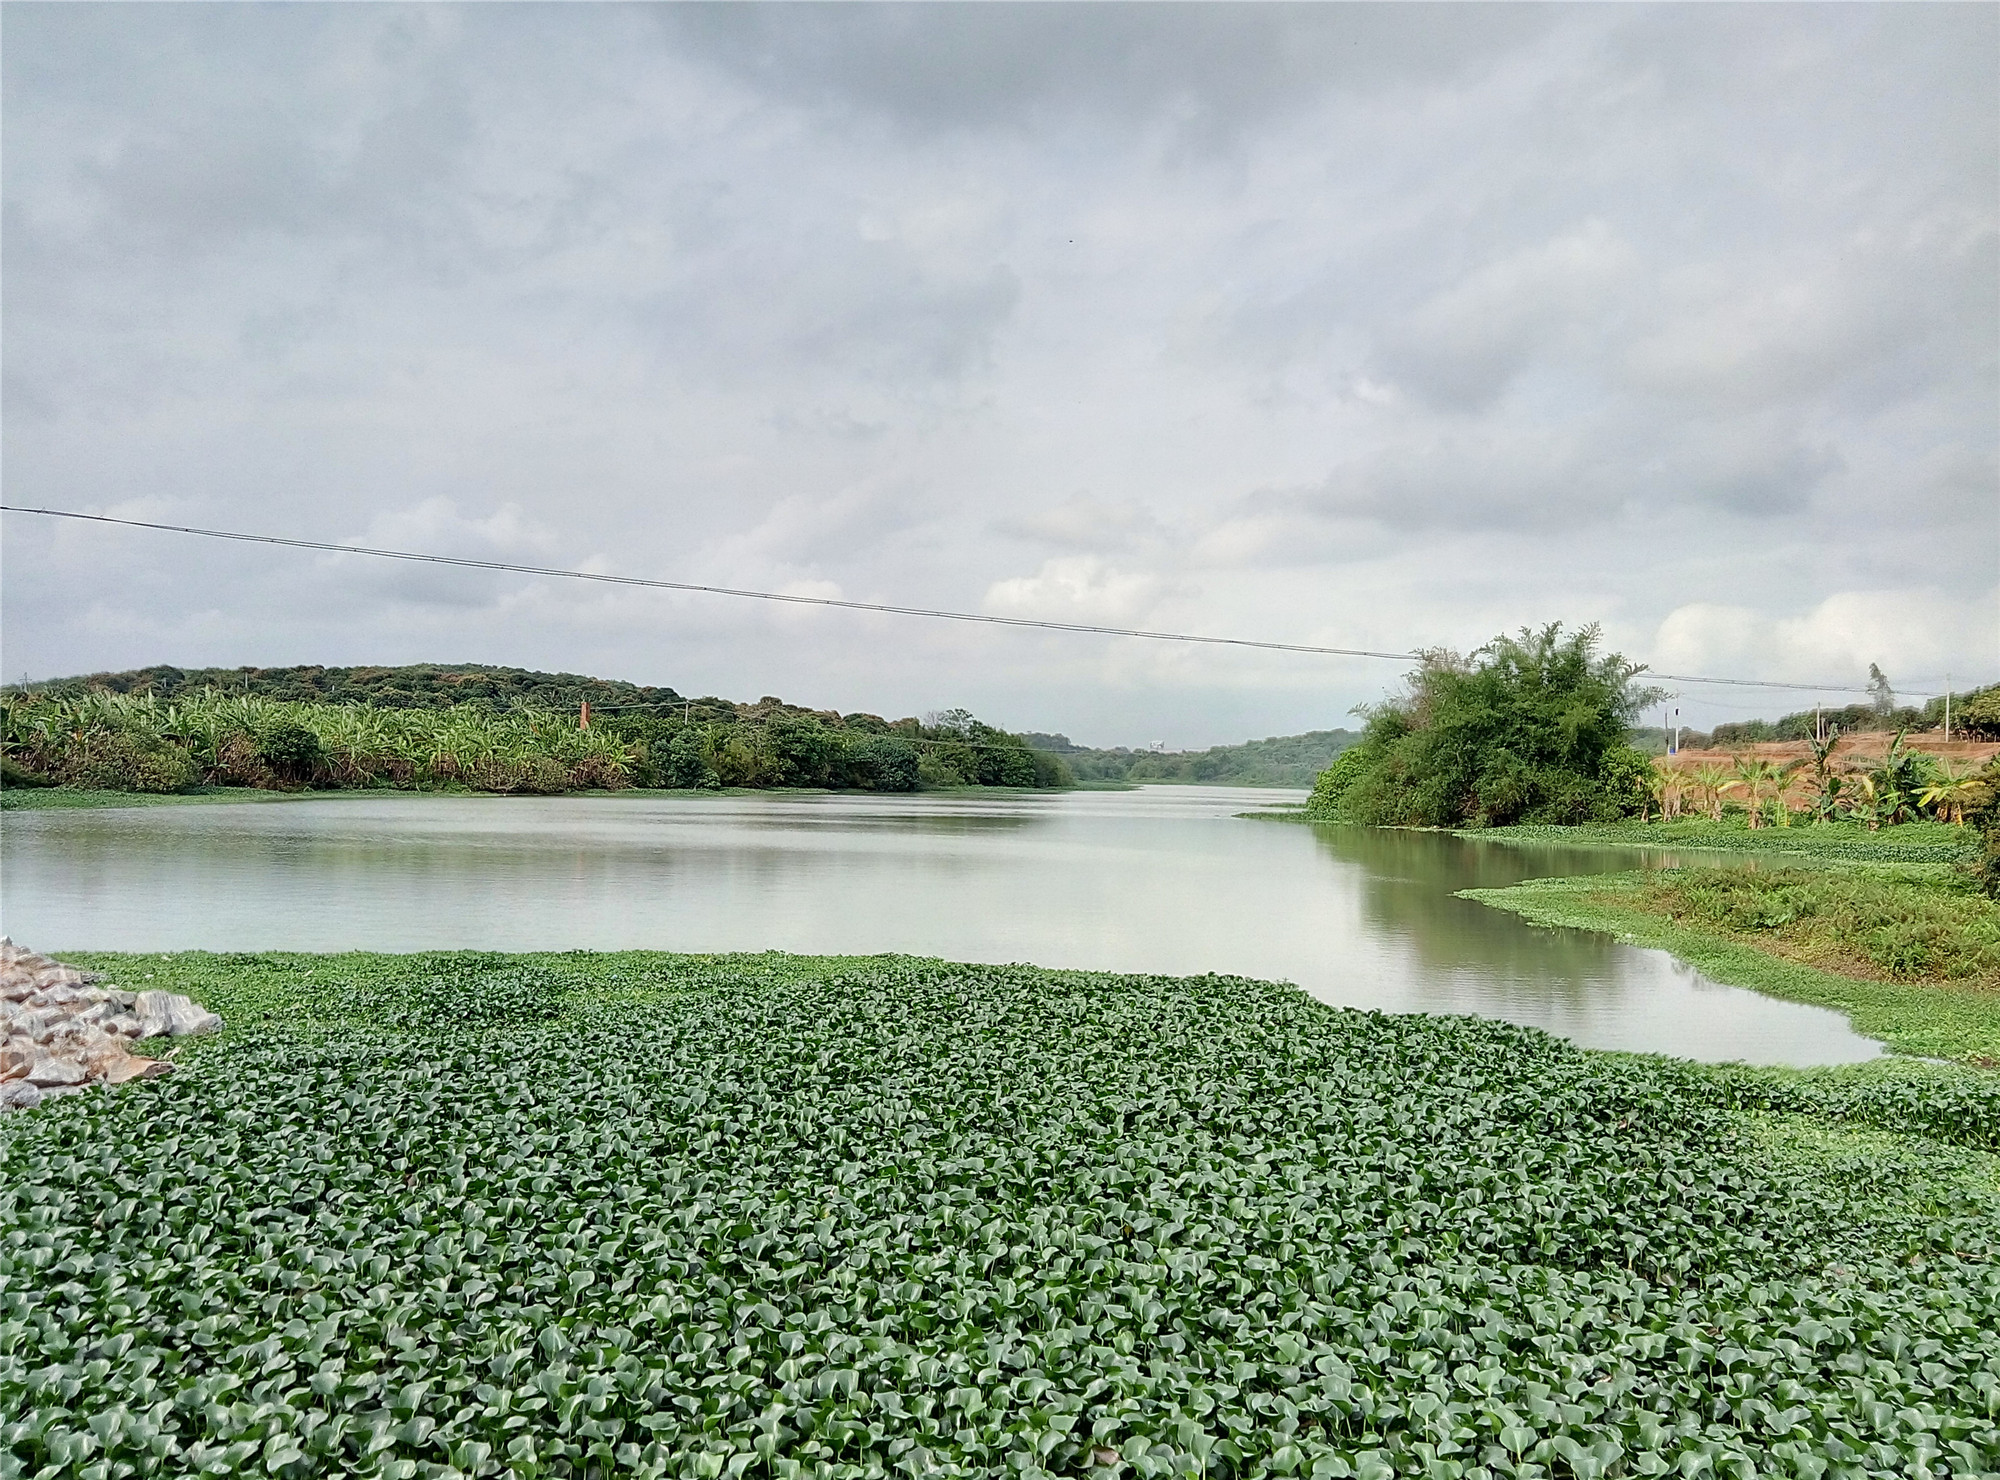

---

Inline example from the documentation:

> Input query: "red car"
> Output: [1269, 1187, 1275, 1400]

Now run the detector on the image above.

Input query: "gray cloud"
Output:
[3, 3, 1994, 744]
[659, 3, 1562, 134]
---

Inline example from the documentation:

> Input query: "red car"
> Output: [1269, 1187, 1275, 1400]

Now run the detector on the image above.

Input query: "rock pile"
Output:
[1, 938, 221, 1112]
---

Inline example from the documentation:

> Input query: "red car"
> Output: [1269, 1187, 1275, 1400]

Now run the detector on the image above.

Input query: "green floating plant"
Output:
[5, 951, 1997, 1479]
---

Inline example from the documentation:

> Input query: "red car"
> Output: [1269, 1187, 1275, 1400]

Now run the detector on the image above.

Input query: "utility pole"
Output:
[1944, 675, 1951, 741]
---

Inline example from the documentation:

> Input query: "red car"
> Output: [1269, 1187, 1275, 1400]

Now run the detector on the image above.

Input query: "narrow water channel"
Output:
[0, 785, 1881, 1065]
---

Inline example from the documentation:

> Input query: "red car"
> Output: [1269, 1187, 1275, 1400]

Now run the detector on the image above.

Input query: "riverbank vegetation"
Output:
[8, 949, 1998, 1477]
[1642, 865, 1999, 985]
[1459, 774, 2000, 1063]
[1470, 817, 1975, 865]
[1019, 730, 1358, 788]
[1466, 872, 2000, 1066]
[1303, 632, 1996, 837]
[0, 691, 1070, 798]
[1297, 625, 2000, 1065]
[1459, 795, 2000, 1062]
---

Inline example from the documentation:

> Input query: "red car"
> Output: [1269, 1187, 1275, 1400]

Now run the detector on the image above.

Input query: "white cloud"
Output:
[984, 557, 1183, 626]
[1653, 589, 1999, 696]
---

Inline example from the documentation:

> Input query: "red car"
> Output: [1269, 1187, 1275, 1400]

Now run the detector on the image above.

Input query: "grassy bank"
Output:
[1463, 871, 2000, 1065]
[1, 785, 322, 811]
[8, 950, 1999, 1477]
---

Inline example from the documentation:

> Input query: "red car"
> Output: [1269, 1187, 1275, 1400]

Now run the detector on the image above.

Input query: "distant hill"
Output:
[12, 662, 1364, 785]
[13, 662, 684, 713]
[1019, 729, 1360, 788]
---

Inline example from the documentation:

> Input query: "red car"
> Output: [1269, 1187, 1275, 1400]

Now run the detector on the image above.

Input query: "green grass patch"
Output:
[8, 950, 2000, 1477]
[0, 785, 338, 811]
[1647, 864, 2000, 984]
[1464, 872, 2000, 1065]
[1468, 817, 1974, 865]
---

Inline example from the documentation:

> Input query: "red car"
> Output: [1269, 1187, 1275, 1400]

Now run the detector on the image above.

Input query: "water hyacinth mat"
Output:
[3, 950, 1997, 1479]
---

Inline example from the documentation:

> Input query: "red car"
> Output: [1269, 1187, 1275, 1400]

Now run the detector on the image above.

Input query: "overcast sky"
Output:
[5, 3, 1995, 745]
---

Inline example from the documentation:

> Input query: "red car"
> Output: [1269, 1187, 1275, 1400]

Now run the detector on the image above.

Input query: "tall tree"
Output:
[1868, 663, 1896, 717]
[1311, 623, 1661, 827]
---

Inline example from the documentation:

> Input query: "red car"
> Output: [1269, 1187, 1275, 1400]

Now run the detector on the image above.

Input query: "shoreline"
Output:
[0, 780, 1139, 812]
[1460, 871, 2000, 1067]
[1271, 814, 1994, 1068]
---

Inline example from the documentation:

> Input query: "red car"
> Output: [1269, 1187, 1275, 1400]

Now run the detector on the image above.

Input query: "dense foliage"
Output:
[0, 694, 1068, 797]
[1017, 732, 1359, 789]
[1304, 625, 1658, 829]
[1641, 734, 1992, 835]
[601, 706, 1069, 793]
[1643, 865, 2000, 985]
[6, 952, 1997, 1479]
[7, 664, 687, 715]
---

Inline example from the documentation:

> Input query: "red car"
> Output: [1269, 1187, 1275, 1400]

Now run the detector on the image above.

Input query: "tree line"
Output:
[1708, 673, 2000, 746]
[1017, 729, 1359, 787]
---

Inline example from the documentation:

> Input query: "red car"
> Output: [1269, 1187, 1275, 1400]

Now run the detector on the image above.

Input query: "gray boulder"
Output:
[0, 938, 218, 1112]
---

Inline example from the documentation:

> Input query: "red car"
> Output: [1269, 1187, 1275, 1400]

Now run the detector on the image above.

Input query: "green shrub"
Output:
[51, 730, 198, 792]
[1302, 745, 1373, 818]
[1306, 623, 1658, 828]
[255, 720, 325, 784]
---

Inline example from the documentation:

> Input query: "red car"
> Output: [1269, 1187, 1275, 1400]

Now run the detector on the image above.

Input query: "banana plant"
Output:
[1859, 731, 1931, 827]
[1728, 757, 1779, 829]
[1688, 762, 1734, 821]
[1918, 759, 1982, 825]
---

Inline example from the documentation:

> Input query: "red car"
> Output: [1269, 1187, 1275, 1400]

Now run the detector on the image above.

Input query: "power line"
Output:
[1, 505, 1411, 663]
[0, 503, 1958, 699]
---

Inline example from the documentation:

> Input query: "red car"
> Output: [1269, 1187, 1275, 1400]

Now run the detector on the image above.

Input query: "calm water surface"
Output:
[1, 786, 1879, 1065]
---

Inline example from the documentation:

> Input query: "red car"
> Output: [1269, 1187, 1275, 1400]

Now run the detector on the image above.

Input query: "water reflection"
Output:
[0, 787, 1879, 1065]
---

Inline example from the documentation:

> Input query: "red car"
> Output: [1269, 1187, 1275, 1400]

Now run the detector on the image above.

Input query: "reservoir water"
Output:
[1, 785, 1880, 1065]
